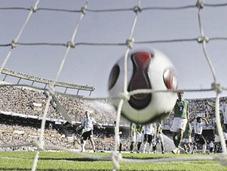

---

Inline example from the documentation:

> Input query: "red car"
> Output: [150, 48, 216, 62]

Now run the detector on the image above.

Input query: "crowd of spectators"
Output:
[0, 86, 227, 152]
[0, 86, 114, 124]
[0, 114, 116, 152]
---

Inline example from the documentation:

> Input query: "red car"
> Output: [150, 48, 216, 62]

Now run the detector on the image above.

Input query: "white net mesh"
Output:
[0, 0, 227, 170]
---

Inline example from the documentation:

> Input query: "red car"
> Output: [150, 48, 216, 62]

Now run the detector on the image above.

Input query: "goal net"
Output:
[0, 0, 227, 170]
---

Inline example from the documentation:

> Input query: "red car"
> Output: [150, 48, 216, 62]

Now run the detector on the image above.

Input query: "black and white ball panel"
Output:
[108, 48, 177, 124]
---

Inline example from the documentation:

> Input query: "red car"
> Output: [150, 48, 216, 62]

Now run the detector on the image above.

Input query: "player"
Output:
[135, 124, 143, 153]
[129, 123, 143, 153]
[80, 110, 97, 152]
[170, 91, 189, 154]
[182, 121, 193, 153]
[153, 121, 165, 154]
[142, 123, 155, 153]
[221, 102, 227, 132]
[208, 140, 214, 154]
[129, 123, 137, 153]
[119, 131, 123, 153]
[113, 121, 123, 153]
[193, 116, 208, 153]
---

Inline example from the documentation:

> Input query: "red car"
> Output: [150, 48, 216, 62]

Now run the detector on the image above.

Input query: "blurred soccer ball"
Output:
[108, 48, 177, 124]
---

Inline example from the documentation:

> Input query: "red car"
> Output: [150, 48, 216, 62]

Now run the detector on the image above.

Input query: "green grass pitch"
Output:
[0, 151, 227, 171]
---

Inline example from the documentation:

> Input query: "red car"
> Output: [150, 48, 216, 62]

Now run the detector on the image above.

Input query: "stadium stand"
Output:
[1, 68, 95, 95]
[0, 78, 226, 152]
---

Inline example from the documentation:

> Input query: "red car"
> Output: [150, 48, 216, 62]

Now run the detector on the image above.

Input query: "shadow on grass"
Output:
[0, 169, 110, 171]
[39, 157, 110, 161]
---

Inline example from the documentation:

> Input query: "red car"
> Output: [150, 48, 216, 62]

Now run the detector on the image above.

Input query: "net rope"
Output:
[0, 0, 40, 73]
[30, 1, 88, 170]
[112, 1, 142, 170]
[196, 0, 226, 154]
[0, 0, 227, 170]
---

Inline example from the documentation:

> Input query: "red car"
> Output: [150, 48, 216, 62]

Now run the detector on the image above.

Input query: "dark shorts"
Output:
[209, 147, 214, 153]
[144, 134, 153, 144]
[195, 133, 206, 145]
[82, 130, 93, 141]
[224, 124, 227, 132]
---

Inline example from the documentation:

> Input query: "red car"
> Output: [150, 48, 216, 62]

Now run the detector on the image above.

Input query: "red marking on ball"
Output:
[133, 52, 154, 69]
[163, 69, 177, 90]
[128, 51, 153, 110]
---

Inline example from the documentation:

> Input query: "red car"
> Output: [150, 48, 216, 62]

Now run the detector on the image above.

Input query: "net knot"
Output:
[196, 0, 204, 9]
[11, 40, 16, 49]
[211, 82, 222, 94]
[30, 5, 38, 13]
[120, 92, 130, 101]
[80, 6, 87, 15]
[197, 36, 209, 43]
[66, 41, 75, 48]
[133, 5, 142, 13]
[126, 38, 134, 49]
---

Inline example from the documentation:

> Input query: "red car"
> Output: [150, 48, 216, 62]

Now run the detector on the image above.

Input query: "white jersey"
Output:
[222, 103, 227, 124]
[194, 122, 204, 135]
[209, 141, 214, 148]
[81, 117, 96, 132]
[130, 123, 137, 142]
[143, 123, 155, 135]
[136, 132, 143, 143]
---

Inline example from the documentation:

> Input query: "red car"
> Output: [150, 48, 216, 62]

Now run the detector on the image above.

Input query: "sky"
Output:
[1, 0, 227, 99]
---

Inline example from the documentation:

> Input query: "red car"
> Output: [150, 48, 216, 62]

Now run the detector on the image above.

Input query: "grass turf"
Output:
[0, 151, 226, 171]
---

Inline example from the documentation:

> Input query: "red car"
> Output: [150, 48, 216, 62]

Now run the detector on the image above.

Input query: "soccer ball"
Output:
[108, 48, 177, 124]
